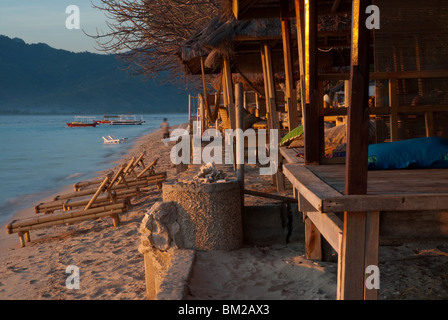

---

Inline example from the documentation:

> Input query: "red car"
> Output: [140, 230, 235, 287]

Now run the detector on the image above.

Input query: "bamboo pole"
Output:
[137, 158, 159, 178]
[73, 171, 114, 191]
[18, 232, 25, 248]
[223, 57, 236, 130]
[118, 157, 136, 184]
[84, 177, 110, 211]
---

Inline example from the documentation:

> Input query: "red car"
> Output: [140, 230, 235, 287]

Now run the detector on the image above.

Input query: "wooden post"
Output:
[236, 83, 245, 210]
[340, 0, 373, 300]
[303, 0, 320, 165]
[389, 79, 399, 141]
[294, 0, 305, 116]
[344, 80, 350, 110]
[223, 57, 236, 130]
[425, 111, 435, 137]
[304, 214, 322, 260]
[280, 0, 299, 131]
[364, 211, 380, 300]
[188, 94, 192, 122]
[18, 232, 25, 248]
[255, 93, 260, 117]
[261, 43, 284, 192]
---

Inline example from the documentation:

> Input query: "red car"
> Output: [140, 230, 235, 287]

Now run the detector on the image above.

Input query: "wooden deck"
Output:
[283, 164, 448, 213]
[282, 163, 448, 300]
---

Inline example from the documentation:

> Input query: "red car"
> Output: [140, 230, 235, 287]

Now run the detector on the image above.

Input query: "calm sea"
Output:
[0, 113, 188, 225]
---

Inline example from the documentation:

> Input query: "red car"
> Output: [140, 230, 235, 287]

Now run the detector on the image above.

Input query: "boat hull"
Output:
[66, 122, 97, 127]
[109, 121, 144, 125]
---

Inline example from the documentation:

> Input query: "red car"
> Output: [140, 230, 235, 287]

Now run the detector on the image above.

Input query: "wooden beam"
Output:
[303, 0, 320, 165]
[223, 57, 236, 130]
[318, 70, 448, 81]
[294, 0, 305, 125]
[236, 82, 245, 210]
[323, 193, 448, 213]
[305, 211, 343, 253]
[338, 211, 367, 300]
[331, 0, 342, 13]
[261, 43, 284, 192]
[364, 211, 380, 300]
[425, 111, 435, 137]
[345, 0, 371, 196]
[340, 0, 372, 301]
[280, 0, 299, 131]
[304, 215, 322, 260]
[389, 79, 399, 142]
[243, 189, 297, 202]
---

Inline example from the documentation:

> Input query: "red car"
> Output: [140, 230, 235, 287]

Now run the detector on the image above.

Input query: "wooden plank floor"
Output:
[279, 147, 304, 164]
[307, 165, 448, 195]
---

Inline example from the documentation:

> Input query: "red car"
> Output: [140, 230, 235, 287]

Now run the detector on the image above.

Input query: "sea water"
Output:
[0, 113, 188, 225]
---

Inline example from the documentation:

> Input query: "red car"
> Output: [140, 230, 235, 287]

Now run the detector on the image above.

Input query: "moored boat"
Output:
[95, 114, 145, 125]
[109, 114, 145, 125]
[66, 116, 97, 127]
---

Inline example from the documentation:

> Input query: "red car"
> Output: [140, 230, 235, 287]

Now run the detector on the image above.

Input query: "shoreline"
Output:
[0, 125, 182, 299]
[0, 125, 163, 231]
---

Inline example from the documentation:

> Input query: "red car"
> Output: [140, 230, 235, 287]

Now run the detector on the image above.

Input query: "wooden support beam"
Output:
[338, 211, 367, 300]
[223, 57, 236, 130]
[364, 211, 380, 300]
[243, 189, 297, 202]
[305, 211, 343, 254]
[303, 0, 320, 165]
[425, 111, 435, 137]
[331, 0, 342, 13]
[389, 79, 399, 142]
[294, 0, 305, 114]
[304, 214, 322, 260]
[236, 82, 245, 210]
[340, 0, 372, 301]
[261, 43, 284, 192]
[280, 0, 299, 131]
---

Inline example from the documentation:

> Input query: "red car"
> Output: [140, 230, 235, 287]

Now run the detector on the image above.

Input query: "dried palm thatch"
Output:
[180, 15, 285, 74]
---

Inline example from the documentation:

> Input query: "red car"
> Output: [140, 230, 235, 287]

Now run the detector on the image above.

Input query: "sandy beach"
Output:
[1, 125, 448, 300]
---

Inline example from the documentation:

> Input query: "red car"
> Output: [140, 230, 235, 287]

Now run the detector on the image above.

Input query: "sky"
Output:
[0, 0, 110, 53]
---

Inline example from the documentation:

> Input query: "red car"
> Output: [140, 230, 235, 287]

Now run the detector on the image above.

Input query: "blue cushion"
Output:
[368, 137, 448, 170]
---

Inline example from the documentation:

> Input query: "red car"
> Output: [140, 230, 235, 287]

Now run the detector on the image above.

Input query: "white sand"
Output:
[1, 126, 448, 300]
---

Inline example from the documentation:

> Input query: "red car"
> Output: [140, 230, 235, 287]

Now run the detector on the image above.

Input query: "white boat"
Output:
[109, 114, 145, 125]
[102, 135, 128, 144]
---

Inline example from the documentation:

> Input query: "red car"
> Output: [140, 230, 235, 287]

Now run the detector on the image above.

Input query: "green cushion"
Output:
[279, 125, 304, 147]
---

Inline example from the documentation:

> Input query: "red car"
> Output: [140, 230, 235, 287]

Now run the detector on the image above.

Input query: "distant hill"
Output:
[0, 35, 192, 114]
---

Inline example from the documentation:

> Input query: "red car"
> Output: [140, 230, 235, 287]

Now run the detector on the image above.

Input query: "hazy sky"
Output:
[0, 0, 110, 53]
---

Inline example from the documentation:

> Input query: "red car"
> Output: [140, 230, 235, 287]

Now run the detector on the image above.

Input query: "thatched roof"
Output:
[181, 15, 288, 75]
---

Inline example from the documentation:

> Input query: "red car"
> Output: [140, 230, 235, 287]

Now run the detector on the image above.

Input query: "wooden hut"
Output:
[225, 0, 448, 300]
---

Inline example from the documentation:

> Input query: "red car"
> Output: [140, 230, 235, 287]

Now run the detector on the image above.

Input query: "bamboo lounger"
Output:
[7, 173, 133, 247]
[6, 202, 128, 248]
[34, 166, 136, 214]
[7, 154, 166, 247]
[73, 157, 159, 191]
